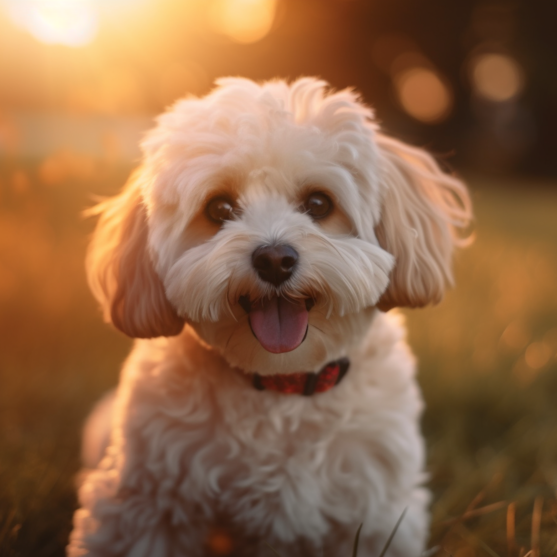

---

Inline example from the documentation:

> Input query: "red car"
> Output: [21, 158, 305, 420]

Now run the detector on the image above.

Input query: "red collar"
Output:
[250, 358, 350, 396]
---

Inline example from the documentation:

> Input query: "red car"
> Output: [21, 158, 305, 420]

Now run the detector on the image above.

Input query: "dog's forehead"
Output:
[229, 128, 336, 195]
[152, 119, 355, 201]
[143, 83, 384, 233]
[219, 115, 339, 169]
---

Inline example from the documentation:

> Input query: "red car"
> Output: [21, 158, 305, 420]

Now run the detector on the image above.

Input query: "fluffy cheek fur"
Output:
[157, 194, 393, 374]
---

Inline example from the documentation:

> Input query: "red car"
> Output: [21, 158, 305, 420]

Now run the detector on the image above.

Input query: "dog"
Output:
[68, 77, 472, 557]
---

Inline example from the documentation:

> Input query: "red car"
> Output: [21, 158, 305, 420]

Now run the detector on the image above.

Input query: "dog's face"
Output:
[87, 78, 471, 375]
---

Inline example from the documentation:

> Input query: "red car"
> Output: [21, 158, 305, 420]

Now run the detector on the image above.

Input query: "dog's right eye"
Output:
[205, 197, 236, 224]
[303, 192, 333, 220]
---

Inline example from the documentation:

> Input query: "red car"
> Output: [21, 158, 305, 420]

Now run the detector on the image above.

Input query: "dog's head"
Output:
[87, 78, 471, 374]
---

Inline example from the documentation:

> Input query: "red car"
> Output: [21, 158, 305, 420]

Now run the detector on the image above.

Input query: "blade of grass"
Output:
[531, 497, 543, 557]
[378, 508, 407, 557]
[437, 501, 507, 527]
[455, 524, 501, 557]
[265, 542, 284, 557]
[507, 502, 516, 557]
[438, 483, 493, 544]
[352, 523, 363, 557]
[0, 508, 17, 544]
[476, 536, 502, 557]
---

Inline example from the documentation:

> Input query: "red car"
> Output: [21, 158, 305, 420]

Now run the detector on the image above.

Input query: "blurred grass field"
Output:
[0, 160, 556, 557]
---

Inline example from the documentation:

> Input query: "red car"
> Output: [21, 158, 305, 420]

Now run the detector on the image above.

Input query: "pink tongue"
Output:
[249, 297, 309, 354]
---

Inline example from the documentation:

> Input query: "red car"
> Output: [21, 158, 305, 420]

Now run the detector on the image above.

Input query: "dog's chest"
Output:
[128, 352, 415, 537]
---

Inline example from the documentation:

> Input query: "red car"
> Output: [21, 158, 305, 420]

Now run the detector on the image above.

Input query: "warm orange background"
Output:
[1, 1, 557, 555]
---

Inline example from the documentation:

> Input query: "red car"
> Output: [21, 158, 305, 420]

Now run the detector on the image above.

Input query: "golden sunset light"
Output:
[1, 1, 556, 555]
[1, 0, 151, 47]
[3, 0, 99, 46]
[208, 0, 277, 44]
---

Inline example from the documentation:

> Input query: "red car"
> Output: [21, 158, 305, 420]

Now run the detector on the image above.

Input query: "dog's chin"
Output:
[190, 303, 378, 376]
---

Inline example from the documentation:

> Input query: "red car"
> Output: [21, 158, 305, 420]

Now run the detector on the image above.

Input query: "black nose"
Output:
[252, 244, 299, 287]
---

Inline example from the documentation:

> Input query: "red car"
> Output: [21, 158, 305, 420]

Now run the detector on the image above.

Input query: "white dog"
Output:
[68, 78, 471, 557]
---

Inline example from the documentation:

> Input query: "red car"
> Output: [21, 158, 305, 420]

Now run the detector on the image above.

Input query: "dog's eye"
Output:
[205, 196, 236, 224]
[304, 192, 333, 220]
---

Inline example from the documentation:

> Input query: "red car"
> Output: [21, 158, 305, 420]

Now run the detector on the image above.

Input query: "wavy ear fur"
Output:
[86, 171, 185, 338]
[375, 135, 472, 311]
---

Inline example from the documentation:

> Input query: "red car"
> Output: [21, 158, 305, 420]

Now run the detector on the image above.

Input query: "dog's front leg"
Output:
[69, 469, 209, 557]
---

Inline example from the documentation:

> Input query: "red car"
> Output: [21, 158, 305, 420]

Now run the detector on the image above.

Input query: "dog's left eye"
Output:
[205, 196, 237, 224]
[303, 192, 333, 220]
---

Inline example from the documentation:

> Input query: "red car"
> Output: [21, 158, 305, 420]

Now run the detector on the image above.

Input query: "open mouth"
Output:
[239, 295, 314, 354]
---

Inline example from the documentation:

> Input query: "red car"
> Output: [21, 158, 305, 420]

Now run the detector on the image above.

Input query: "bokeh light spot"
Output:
[209, 0, 277, 44]
[471, 53, 524, 102]
[394, 67, 453, 124]
[524, 341, 552, 370]
[4, 0, 98, 47]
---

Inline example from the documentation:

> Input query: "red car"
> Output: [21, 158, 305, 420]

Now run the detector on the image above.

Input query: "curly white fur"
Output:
[68, 77, 472, 557]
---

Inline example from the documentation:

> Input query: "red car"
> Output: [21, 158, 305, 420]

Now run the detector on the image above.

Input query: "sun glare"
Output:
[3, 0, 100, 47]
[209, 0, 277, 44]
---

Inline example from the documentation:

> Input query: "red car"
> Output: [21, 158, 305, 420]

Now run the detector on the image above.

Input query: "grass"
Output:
[0, 159, 556, 556]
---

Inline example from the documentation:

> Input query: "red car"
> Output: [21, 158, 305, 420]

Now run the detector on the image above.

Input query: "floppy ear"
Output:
[375, 135, 472, 311]
[86, 171, 185, 338]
